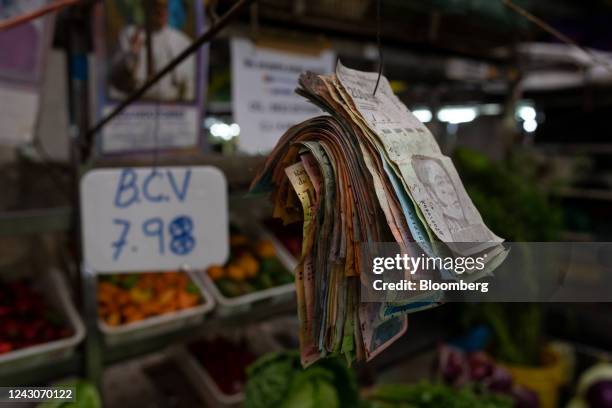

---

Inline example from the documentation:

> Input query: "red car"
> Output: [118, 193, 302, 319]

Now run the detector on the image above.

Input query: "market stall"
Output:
[1, 1, 612, 407]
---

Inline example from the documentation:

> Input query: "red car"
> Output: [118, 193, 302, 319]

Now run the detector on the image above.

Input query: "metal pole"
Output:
[65, 0, 91, 304]
[82, 263, 103, 392]
[64, 0, 96, 390]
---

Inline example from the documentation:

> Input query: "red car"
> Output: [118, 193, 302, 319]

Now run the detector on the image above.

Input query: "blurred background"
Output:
[1, 0, 612, 407]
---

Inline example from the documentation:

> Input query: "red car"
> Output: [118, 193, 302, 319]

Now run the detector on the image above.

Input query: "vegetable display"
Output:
[365, 382, 513, 408]
[263, 218, 302, 258]
[37, 380, 101, 408]
[188, 336, 257, 395]
[454, 148, 561, 370]
[206, 233, 293, 298]
[585, 380, 612, 408]
[0, 278, 73, 354]
[244, 351, 359, 408]
[568, 363, 612, 408]
[437, 345, 540, 407]
[97, 272, 201, 326]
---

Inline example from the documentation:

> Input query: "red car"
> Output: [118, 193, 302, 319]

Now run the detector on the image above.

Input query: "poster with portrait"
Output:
[94, 0, 207, 154]
[0, 0, 54, 146]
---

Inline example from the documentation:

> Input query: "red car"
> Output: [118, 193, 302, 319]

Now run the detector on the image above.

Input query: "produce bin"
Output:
[173, 326, 279, 408]
[0, 268, 85, 372]
[258, 315, 300, 350]
[199, 272, 295, 316]
[0, 236, 31, 275]
[198, 220, 296, 316]
[98, 270, 215, 346]
[504, 345, 566, 408]
[255, 220, 299, 272]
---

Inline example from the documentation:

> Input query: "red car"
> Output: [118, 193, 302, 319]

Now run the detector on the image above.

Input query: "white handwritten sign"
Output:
[80, 166, 228, 273]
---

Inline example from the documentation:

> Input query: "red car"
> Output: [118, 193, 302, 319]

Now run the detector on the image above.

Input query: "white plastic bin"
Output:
[258, 315, 300, 350]
[173, 326, 279, 408]
[98, 270, 215, 346]
[197, 220, 297, 316]
[0, 268, 85, 372]
[255, 226, 298, 272]
[199, 271, 295, 317]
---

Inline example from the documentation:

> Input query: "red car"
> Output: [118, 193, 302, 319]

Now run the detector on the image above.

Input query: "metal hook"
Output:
[373, 0, 383, 96]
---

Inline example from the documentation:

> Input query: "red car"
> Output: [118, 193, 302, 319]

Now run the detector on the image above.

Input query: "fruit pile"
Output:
[206, 234, 293, 298]
[189, 336, 257, 395]
[97, 272, 202, 326]
[0, 279, 73, 354]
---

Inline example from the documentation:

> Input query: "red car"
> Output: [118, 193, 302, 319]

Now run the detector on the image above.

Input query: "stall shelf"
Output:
[0, 294, 296, 386]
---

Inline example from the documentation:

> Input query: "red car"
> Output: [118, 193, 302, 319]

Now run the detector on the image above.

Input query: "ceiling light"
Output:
[437, 107, 477, 124]
[412, 109, 432, 123]
[523, 118, 538, 132]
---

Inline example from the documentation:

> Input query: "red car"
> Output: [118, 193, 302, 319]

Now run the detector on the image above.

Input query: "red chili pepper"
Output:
[0, 342, 13, 354]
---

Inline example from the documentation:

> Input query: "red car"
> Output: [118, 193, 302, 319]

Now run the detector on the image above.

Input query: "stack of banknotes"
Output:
[250, 62, 506, 366]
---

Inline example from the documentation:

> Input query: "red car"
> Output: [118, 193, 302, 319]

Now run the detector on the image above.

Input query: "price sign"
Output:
[80, 166, 228, 273]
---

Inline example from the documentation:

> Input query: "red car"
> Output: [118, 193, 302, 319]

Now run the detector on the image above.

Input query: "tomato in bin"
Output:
[0, 278, 73, 354]
[188, 336, 257, 395]
[97, 271, 202, 326]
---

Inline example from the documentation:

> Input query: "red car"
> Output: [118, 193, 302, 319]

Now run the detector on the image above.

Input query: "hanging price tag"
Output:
[80, 166, 228, 273]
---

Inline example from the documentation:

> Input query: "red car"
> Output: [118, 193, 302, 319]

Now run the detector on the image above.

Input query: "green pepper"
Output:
[119, 274, 139, 289]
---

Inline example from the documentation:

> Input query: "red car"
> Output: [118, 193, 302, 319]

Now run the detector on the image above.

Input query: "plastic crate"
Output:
[0, 236, 31, 275]
[197, 220, 297, 316]
[173, 326, 280, 408]
[98, 270, 215, 346]
[258, 315, 300, 350]
[0, 269, 85, 372]
[199, 271, 295, 317]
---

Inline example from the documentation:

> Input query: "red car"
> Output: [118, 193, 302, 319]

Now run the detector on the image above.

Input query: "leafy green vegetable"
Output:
[245, 351, 298, 408]
[119, 275, 139, 290]
[453, 148, 563, 242]
[453, 148, 562, 366]
[366, 382, 512, 408]
[37, 380, 101, 408]
[244, 351, 359, 408]
[469, 302, 544, 366]
[284, 367, 339, 408]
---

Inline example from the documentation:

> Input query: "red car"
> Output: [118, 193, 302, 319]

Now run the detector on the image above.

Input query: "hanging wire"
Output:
[372, 0, 383, 96]
[502, 0, 612, 74]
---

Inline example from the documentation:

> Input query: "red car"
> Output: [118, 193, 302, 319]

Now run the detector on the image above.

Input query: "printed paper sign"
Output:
[81, 166, 228, 273]
[231, 37, 335, 154]
[94, 0, 208, 154]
